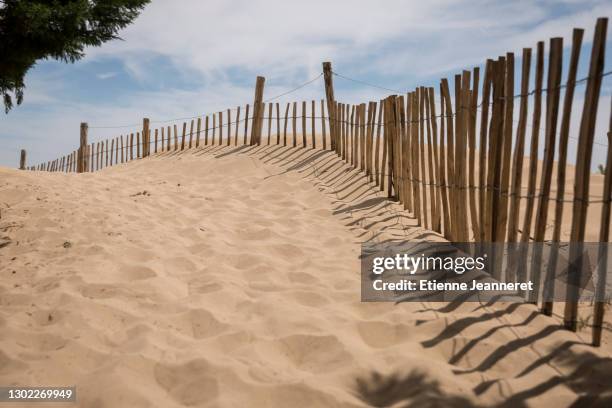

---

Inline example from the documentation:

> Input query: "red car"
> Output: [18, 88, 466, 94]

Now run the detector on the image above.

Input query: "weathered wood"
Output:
[204, 117, 209, 145]
[440, 79, 455, 238]
[180, 123, 186, 150]
[428, 88, 442, 233]
[385, 96, 398, 200]
[411, 91, 422, 218]
[323, 62, 336, 151]
[478, 60, 493, 242]
[543, 29, 583, 316]
[402, 93, 415, 214]
[243, 104, 250, 145]
[340, 103, 346, 160]
[398, 96, 408, 207]
[292, 101, 297, 147]
[276, 102, 280, 145]
[367, 101, 376, 181]
[375, 101, 383, 187]
[96, 142, 100, 170]
[143, 118, 150, 157]
[196, 117, 202, 148]
[485, 58, 505, 247]
[301, 101, 307, 147]
[321, 100, 327, 149]
[283, 102, 290, 146]
[110, 138, 114, 166]
[593, 97, 612, 346]
[167, 126, 171, 150]
[234, 107, 240, 146]
[189, 119, 194, 149]
[467, 69, 480, 240]
[154, 128, 158, 154]
[565, 18, 608, 330]
[19, 149, 26, 170]
[507, 49, 532, 246]
[218, 112, 223, 146]
[530, 38, 563, 304]
[424, 89, 437, 232]
[361, 103, 367, 172]
[350, 105, 356, 166]
[268, 103, 273, 145]
[311, 100, 316, 149]
[211, 114, 216, 145]
[78, 122, 88, 173]
[420, 87, 429, 230]
[250, 76, 266, 145]
[517, 43, 544, 291]
[226, 109, 231, 146]
[495, 54, 515, 248]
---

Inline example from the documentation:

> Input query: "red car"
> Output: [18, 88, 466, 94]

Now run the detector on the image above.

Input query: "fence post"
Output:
[250, 76, 265, 145]
[19, 149, 26, 170]
[323, 62, 336, 152]
[143, 118, 150, 157]
[593, 97, 612, 346]
[78, 122, 88, 173]
[564, 17, 608, 331]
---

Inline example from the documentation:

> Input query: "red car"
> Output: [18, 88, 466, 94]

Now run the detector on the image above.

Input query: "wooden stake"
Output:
[283, 103, 290, 146]
[19, 149, 26, 170]
[234, 107, 240, 146]
[593, 97, 612, 346]
[565, 18, 608, 330]
[196, 117, 202, 148]
[311, 100, 316, 149]
[301, 101, 307, 147]
[323, 62, 336, 150]
[530, 38, 563, 303]
[268, 103, 273, 145]
[211, 115, 216, 145]
[243, 104, 250, 145]
[375, 101, 383, 187]
[227, 109, 231, 146]
[507, 48, 533, 247]
[143, 118, 150, 157]
[78, 123, 88, 173]
[250, 76, 265, 145]
[189, 119, 194, 149]
[478, 60, 493, 242]
[292, 102, 297, 147]
[542, 29, 583, 315]
[276, 103, 281, 145]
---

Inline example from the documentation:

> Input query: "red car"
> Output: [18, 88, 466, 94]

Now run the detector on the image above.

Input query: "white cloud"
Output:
[96, 72, 118, 80]
[2, 0, 611, 168]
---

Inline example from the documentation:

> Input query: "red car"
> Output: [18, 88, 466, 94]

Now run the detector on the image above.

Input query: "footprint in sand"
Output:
[121, 265, 157, 280]
[154, 359, 219, 406]
[356, 320, 413, 348]
[268, 334, 352, 373]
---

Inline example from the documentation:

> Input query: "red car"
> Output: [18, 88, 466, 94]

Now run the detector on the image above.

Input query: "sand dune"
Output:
[1, 143, 611, 407]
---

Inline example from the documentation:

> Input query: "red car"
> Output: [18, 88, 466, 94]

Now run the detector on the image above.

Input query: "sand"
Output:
[1, 143, 611, 407]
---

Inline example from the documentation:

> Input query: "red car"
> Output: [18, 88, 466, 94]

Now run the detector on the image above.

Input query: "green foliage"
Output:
[0, 0, 150, 112]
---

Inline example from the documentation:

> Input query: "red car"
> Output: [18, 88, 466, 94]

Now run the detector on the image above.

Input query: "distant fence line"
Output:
[19, 18, 611, 347]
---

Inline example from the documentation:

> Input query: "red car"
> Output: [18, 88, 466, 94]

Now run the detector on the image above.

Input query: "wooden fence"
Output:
[19, 18, 611, 346]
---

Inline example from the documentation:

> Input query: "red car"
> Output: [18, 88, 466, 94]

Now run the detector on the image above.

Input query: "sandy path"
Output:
[0, 144, 611, 407]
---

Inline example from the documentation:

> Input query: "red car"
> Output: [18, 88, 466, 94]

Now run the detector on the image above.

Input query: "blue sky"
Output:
[1, 0, 612, 169]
